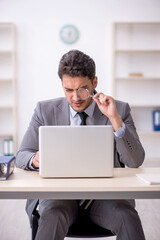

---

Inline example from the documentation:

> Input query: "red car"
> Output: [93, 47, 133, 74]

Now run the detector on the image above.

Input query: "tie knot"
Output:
[78, 112, 88, 125]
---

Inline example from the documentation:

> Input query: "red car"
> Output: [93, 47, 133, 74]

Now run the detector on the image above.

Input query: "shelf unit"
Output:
[112, 22, 160, 166]
[0, 23, 17, 156]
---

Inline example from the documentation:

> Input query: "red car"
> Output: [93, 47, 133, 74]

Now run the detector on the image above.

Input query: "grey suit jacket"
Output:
[16, 97, 145, 226]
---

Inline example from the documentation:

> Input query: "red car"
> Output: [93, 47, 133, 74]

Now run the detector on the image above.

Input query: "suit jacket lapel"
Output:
[55, 99, 109, 126]
[56, 99, 70, 125]
[90, 104, 109, 125]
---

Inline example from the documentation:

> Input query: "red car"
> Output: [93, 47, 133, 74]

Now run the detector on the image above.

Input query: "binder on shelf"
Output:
[153, 110, 160, 131]
[0, 155, 15, 180]
[3, 139, 14, 156]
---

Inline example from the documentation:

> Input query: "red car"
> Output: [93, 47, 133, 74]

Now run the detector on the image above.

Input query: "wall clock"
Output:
[59, 25, 79, 44]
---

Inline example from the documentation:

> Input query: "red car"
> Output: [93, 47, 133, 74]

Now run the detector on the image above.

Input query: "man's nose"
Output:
[72, 91, 80, 101]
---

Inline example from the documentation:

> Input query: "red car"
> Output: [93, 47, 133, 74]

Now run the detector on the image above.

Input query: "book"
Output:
[0, 156, 15, 180]
[136, 173, 160, 185]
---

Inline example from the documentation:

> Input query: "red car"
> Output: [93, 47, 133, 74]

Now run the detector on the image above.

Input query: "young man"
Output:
[16, 50, 145, 240]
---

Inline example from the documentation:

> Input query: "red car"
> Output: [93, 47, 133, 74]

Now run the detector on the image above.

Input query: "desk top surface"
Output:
[1, 167, 160, 191]
[0, 167, 160, 199]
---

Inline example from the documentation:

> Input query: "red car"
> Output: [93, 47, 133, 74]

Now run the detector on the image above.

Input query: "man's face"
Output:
[62, 75, 97, 112]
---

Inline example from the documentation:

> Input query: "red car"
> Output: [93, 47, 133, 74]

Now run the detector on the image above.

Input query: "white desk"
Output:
[0, 167, 160, 199]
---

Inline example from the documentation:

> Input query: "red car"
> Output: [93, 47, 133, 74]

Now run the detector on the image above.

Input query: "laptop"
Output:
[39, 125, 114, 178]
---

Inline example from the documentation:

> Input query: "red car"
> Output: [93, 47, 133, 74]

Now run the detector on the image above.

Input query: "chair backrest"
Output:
[31, 209, 115, 239]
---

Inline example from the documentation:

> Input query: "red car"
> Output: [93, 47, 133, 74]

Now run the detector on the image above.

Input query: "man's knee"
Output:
[40, 206, 68, 224]
[113, 201, 139, 222]
[39, 200, 78, 227]
[36, 207, 71, 240]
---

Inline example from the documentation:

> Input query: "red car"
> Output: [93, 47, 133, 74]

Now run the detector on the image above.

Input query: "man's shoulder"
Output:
[115, 99, 129, 106]
[34, 98, 69, 115]
[37, 97, 68, 108]
[114, 99, 130, 113]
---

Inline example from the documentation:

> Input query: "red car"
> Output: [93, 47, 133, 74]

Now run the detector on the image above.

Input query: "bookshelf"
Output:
[112, 22, 160, 167]
[0, 23, 17, 156]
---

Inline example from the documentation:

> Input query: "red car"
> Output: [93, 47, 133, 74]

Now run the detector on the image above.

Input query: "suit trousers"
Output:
[35, 199, 146, 240]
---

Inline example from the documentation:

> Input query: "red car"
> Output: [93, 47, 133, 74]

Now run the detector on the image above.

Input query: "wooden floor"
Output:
[136, 199, 160, 240]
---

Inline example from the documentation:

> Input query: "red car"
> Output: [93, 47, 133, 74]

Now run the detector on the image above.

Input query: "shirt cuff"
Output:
[29, 155, 39, 170]
[114, 122, 126, 138]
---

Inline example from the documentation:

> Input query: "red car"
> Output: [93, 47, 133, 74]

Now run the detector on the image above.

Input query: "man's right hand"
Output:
[32, 151, 39, 169]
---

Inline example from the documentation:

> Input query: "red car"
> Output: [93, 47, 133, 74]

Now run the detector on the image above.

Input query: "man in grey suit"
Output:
[16, 50, 145, 240]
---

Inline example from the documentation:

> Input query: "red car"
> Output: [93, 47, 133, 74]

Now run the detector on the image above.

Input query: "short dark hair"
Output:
[58, 50, 96, 82]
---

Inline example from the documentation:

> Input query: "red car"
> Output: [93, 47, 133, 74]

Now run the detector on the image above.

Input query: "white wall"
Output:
[1, 0, 160, 145]
[0, 1, 160, 240]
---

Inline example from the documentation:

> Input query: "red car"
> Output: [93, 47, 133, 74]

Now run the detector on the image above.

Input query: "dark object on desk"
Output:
[0, 156, 15, 180]
[31, 208, 115, 239]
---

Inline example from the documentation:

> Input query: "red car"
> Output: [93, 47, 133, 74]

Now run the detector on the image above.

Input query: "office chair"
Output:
[31, 208, 115, 239]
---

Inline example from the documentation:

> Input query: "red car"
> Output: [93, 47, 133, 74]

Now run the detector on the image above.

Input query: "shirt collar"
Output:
[70, 100, 96, 118]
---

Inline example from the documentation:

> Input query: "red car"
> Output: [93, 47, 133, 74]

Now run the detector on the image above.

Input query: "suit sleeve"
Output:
[16, 102, 44, 170]
[115, 102, 145, 168]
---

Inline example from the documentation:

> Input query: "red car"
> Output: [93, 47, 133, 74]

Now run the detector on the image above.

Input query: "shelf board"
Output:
[144, 158, 160, 161]
[115, 49, 160, 53]
[114, 22, 160, 25]
[0, 50, 14, 54]
[0, 22, 14, 26]
[0, 78, 13, 82]
[130, 104, 160, 108]
[115, 77, 160, 81]
[138, 131, 160, 136]
[0, 105, 14, 109]
[0, 132, 14, 137]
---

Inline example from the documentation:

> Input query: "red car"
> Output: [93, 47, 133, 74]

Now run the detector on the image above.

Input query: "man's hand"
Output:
[32, 151, 39, 169]
[93, 93, 123, 131]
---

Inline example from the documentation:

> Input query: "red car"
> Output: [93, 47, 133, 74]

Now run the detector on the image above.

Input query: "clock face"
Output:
[59, 25, 79, 44]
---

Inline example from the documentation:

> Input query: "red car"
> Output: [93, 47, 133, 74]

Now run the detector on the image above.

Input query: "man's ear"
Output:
[93, 77, 98, 89]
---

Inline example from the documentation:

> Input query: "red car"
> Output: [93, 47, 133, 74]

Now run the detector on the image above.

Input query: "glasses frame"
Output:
[77, 88, 94, 100]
